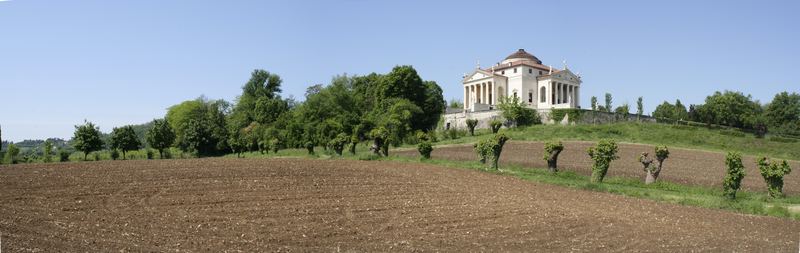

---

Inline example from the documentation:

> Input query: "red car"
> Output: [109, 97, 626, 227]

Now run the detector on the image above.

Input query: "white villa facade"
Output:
[444, 49, 583, 129]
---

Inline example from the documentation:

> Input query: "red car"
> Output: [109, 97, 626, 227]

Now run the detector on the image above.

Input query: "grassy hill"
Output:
[432, 122, 800, 160]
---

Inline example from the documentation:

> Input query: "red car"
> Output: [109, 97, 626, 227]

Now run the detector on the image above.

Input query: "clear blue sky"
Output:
[1, 0, 798, 142]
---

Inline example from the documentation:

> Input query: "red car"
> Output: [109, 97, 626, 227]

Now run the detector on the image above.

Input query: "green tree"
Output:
[674, 99, 688, 121]
[497, 96, 540, 127]
[757, 157, 792, 198]
[376, 66, 444, 131]
[146, 119, 176, 159]
[448, 98, 464, 109]
[765, 91, 800, 135]
[587, 139, 619, 183]
[110, 125, 141, 160]
[591, 96, 598, 111]
[3, 143, 19, 164]
[723, 152, 746, 199]
[72, 120, 104, 160]
[465, 119, 478, 136]
[543, 141, 564, 173]
[636, 97, 643, 120]
[43, 140, 53, 163]
[167, 98, 229, 156]
[652, 101, 676, 121]
[604, 93, 613, 113]
[697, 91, 762, 129]
[614, 103, 630, 116]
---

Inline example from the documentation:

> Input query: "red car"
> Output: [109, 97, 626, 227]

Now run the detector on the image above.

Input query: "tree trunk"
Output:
[645, 171, 656, 184]
[159, 149, 163, 159]
[547, 150, 562, 173]
[122, 150, 127, 160]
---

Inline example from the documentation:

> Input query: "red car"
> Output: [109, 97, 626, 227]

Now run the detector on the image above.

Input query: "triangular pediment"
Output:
[551, 69, 582, 83]
[462, 69, 494, 83]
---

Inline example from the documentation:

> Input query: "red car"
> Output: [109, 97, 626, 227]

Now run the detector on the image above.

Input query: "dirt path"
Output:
[396, 141, 800, 194]
[1, 158, 798, 251]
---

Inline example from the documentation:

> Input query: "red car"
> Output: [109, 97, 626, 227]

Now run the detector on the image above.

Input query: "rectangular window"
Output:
[539, 71, 543, 75]
[528, 68, 532, 74]
[514, 68, 518, 73]
[528, 93, 533, 103]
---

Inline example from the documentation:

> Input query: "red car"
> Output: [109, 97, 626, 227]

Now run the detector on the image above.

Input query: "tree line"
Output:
[3, 66, 445, 163]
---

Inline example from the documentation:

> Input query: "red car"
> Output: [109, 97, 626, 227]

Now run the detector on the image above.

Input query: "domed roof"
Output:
[504, 49, 542, 64]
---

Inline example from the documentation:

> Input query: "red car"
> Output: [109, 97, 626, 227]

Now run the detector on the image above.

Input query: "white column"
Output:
[463, 86, 468, 110]
[481, 83, 486, 104]
[557, 83, 561, 104]
[488, 82, 493, 105]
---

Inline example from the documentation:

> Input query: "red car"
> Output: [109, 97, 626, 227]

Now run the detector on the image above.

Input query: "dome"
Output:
[503, 49, 542, 64]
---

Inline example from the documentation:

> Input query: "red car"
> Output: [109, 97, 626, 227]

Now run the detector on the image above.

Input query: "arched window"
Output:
[540, 86, 547, 103]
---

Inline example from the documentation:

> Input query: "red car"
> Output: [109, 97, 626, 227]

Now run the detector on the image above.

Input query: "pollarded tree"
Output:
[329, 133, 349, 156]
[369, 127, 389, 156]
[543, 141, 564, 173]
[639, 146, 669, 184]
[110, 125, 142, 160]
[474, 133, 510, 170]
[417, 141, 433, 159]
[723, 152, 746, 199]
[587, 139, 619, 183]
[72, 120, 104, 161]
[465, 119, 478, 136]
[489, 119, 503, 134]
[757, 157, 792, 198]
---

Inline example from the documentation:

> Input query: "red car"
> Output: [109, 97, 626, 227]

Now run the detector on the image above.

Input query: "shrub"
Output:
[110, 149, 120, 160]
[465, 119, 479, 136]
[757, 157, 792, 198]
[474, 133, 510, 170]
[418, 141, 433, 159]
[543, 141, 564, 172]
[58, 148, 71, 162]
[146, 149, 154, 159]
[489, 120, 503, 134]
[93, 152, 101, 161]
[723, 152, 746, 199]
[587, 139, 619, 183]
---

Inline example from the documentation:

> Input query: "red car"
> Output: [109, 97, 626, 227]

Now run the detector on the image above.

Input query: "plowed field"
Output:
[1, 158, 798, 251]
[396, 141, 800, 194]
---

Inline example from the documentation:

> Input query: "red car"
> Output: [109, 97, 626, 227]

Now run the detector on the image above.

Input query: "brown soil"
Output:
[1, 158, 798, 252]
[397, 141, 800, 194]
